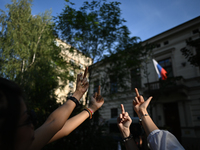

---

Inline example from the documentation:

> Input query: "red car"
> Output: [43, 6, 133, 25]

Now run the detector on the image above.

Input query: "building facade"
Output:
[55, 39, 93, 105]
[89, 16, 200, 148]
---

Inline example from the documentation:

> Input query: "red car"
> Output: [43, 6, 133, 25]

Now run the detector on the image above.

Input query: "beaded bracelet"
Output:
[139, 114, 148, 126]
[84, 107, 94, 119]
[139, 114, 148, 122]
[67, 96, 79, 107]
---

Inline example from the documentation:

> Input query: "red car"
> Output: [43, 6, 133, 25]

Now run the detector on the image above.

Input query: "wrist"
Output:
[84, 107, 94, 119]
[88, 105, 97, 113]
[137, 109, 148, 118]
[72, 90, 83, 100]
[121, 128, 130, 138]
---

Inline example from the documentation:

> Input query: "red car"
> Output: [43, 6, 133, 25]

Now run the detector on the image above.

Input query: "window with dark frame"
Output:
[93, 79, 99, 94]
[164, 41, 169, 45]
[131, 68, 141, 90]
[79, 63, 83, 69]
[156, 43, 161, 48]
[110, 75, 118, 94]
[158, 58, 173, 77]
[111, 108, 118, 118]
[70, 59, 75, 66]
[69, 70, 74, 76]
[192, 29, 199, 34]
[69, 81, 74, 88]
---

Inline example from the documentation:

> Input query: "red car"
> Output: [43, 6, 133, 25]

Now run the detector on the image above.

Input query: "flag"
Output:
[152, 59, 167, 80]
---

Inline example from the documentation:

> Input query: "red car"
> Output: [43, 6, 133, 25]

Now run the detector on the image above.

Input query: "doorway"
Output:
[163, 102, 182, 143]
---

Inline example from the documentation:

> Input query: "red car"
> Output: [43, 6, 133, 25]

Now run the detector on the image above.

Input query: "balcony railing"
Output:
[144, 76, 186, 91]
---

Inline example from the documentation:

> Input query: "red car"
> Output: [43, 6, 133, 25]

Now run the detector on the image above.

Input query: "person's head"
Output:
[0, 78, 34, 150]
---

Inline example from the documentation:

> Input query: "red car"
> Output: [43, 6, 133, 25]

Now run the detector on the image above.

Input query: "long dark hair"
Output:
[0, 78, 23, 150]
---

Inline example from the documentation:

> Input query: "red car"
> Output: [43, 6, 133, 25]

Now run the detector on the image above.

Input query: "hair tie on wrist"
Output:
[67, 96, 79, 107]
[84, 107, 94, 119]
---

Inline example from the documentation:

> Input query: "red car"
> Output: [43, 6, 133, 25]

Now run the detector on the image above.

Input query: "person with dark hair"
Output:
[0, 78, 24, 150]
[0, 67, 104, 150]
[117, 88, 184, 150]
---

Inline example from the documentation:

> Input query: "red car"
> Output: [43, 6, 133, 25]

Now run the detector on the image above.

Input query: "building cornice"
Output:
[143, 16, 200, 43]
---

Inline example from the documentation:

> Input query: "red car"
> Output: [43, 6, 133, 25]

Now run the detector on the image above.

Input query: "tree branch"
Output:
[26, 21, 47, 70]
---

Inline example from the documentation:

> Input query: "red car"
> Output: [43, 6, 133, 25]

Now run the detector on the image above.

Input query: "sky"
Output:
[0, 0, 200, 41]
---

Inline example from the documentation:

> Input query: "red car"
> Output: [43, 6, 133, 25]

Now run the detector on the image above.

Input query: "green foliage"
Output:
[0, 0, 72, 129]
[55, 0, 154, 98]
[55, 0, 138, 61]
[181, 36, 200, 67]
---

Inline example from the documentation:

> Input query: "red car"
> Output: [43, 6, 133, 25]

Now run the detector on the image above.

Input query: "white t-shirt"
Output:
[147, 130, 185, 150]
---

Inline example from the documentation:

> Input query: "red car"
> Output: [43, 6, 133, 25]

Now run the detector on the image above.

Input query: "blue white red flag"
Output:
[152, 59, 167, 80]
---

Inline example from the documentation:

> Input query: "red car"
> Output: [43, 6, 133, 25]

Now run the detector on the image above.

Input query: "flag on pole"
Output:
[152, 59, 167, 80]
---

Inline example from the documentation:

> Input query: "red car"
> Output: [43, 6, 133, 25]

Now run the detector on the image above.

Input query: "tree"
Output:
[55, 0, 153, 96]
[53, 1, 154, 149]
[181, 35, 200, 67]
[0, 0, 74, 127]
[0, 0, 67, 81]
[55, 0, 138, 61]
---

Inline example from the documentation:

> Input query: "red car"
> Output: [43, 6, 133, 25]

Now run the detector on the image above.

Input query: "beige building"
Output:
[89, 16, 200, 148]
[55, 39, 93, 105]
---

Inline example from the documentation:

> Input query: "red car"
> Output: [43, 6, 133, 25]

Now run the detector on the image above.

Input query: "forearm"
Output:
[125, 139, 139, 150]
[120, 129, 139, 150]
[45, 91, 83, 129]
[48, 110, 90, 143]
[30, 92, 83, 150]
[137, 110, 158, 136]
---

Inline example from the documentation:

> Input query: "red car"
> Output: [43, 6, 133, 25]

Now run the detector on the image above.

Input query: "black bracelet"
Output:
[67, 96, 79, 107]
[123, 134, 133, 142]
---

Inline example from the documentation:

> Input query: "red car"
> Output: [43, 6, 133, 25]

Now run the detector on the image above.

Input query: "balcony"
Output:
[144, 76, 189, 97]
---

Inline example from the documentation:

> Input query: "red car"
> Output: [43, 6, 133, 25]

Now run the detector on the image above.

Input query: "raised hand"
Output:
[76, 67, 89, 95]
[133, 88, 152, 118]
[89, 85, 104, 112]
[117, 104, 132, 138]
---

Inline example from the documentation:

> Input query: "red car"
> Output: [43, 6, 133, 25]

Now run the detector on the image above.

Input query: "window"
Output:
[156, 43, 161, 48]
[69, 70, 74, 76]
[131, 68, 141, 90]
[69, 81, 74, 88]
[70, 59, 75, 66]
[192, 29, 199, 34]
[111, 108, 118, 118]
[110, 75, 118, 94]
[158, 58, 173, 77]
[79, 64, 83, 69]
[164, 41, 169, 45]
[93, 80, 99, 94]
[54, 40, 59, 47]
